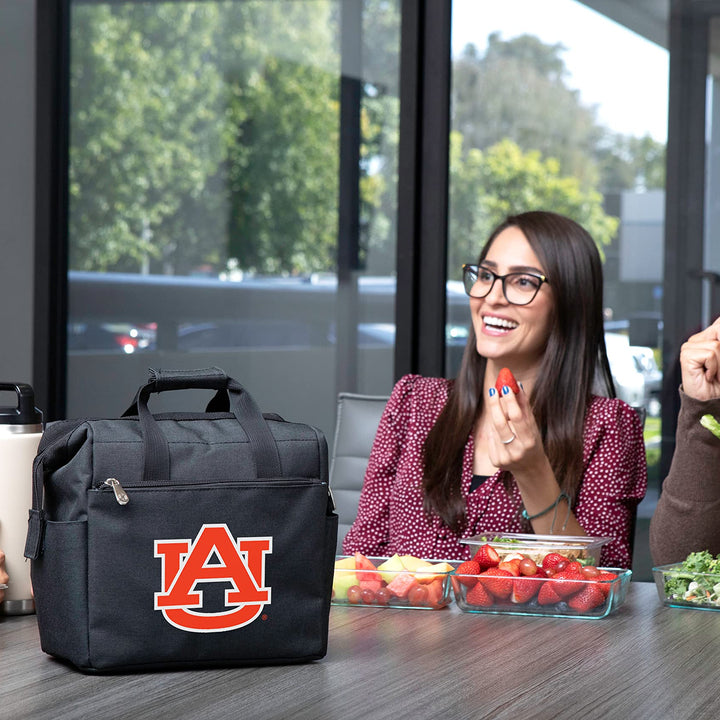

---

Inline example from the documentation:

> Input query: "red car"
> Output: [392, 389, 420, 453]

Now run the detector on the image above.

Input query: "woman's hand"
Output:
[0, 550, 8, 602]
[680, 316, 720, 401]
[486, 384, 585, 536]
[486, 384, 550, 478]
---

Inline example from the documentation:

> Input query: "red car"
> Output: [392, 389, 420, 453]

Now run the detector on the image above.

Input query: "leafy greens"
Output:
[663, 550, 720, 607]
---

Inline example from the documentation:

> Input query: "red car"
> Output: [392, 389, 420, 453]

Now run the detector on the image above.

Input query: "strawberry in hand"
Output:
[495, 367, 520, 395]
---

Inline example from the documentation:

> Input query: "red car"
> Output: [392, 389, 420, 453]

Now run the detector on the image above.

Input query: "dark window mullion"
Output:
[395, 0, 451, 381]
[34, 0, 70, 421]
[335, 0, 363, 393]
[395, 0, 422, 380]
[660, 0, 709, 478]
[416, 0, 451, 378]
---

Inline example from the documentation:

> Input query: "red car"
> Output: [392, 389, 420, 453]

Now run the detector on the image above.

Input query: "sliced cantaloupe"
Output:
[413, 561, 454, 584]
[334, 556, 356, 569]
[399, 554, 432, 572]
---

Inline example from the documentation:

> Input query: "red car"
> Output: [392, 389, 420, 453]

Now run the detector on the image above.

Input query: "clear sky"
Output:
[451, 0, 669, 142]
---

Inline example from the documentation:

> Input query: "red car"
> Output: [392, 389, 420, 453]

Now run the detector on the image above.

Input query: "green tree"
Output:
[451, 33, 665, 194]
[448, 136, 618, 277]
[69, 1, 345, 276]
[594, 132, 666, 192]
[217, 1, 339, 274]
[452, 34, 602, 189]
[69, 3, 228, 273]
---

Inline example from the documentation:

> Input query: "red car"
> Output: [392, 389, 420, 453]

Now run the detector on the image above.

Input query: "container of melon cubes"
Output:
[332, 552, 455, 609]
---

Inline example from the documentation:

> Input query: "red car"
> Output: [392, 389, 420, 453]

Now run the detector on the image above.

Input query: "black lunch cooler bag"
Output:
[24, 367, 337, 672]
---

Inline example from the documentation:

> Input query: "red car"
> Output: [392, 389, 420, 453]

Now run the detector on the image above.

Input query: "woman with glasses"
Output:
[343, 210, 647, 568]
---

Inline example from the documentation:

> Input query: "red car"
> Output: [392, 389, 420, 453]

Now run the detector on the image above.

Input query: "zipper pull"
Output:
[104, 478, 130, 505]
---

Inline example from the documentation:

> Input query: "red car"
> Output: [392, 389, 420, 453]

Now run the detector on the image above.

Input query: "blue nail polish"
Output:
[502, 385, 510, 395]
[488, 387, 496, 398]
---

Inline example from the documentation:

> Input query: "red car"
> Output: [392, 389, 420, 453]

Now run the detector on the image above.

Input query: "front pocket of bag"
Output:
[86, 480, 332, 670]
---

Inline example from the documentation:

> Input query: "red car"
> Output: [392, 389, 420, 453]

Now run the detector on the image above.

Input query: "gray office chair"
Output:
[329, 392, 389, 553]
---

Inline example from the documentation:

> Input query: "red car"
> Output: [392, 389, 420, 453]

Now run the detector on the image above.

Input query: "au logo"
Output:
[154, 524, 272, 633]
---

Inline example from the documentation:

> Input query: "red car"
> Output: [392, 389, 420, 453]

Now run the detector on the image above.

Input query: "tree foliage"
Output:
[67, 6, 663, 279]
[69, 3, 229, 272]
[449, 136, 618, 278]
[452, 33, 665, 194]
[452, 34, 602, 189]
[69, 1, 343, 275]
[220, 2, 339, 274]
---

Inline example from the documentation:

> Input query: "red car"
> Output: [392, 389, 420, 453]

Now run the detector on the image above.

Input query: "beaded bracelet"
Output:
[521, 491, 570, 532]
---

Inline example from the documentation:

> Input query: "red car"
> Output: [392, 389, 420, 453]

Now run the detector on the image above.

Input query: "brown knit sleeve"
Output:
[649, 389, 720, 565]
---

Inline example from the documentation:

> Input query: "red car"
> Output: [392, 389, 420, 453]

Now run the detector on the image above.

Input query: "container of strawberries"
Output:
[451, 542, 632, 619]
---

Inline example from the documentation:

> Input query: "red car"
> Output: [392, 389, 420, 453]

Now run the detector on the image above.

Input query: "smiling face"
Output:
[470, 225, 554, 380]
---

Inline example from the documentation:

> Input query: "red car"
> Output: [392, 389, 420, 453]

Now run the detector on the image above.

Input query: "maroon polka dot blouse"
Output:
[342, 374, 648, 568]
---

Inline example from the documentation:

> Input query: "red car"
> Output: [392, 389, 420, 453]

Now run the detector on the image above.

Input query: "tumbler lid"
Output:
[0, 383, 43, 426]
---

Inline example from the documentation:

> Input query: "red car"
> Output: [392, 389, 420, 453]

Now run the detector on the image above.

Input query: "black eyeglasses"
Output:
[462, 264, 549, 306]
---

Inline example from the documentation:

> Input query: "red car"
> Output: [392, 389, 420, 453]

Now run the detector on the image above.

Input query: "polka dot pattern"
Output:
[342, 374, 648, 568]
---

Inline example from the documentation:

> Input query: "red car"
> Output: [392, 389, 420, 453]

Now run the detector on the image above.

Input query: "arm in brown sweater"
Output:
[649, 390, 720, 565]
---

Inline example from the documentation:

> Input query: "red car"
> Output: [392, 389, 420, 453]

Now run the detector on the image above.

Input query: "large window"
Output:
[65, 0, 401, 439]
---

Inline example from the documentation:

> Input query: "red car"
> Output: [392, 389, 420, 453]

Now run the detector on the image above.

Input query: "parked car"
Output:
[67, 322, 155, 354]
[630, 345, 662, 416]
[604, 332, 655, 411]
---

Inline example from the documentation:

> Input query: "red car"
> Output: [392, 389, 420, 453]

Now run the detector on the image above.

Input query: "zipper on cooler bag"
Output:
[101, 476, 331, 506]
[104, 478, 130, 505]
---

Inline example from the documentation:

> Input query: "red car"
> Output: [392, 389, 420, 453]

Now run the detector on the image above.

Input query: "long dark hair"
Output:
[422, 210, 615, 532]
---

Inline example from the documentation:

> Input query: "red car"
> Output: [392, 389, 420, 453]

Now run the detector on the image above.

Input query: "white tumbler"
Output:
[0, 383, 42, 615]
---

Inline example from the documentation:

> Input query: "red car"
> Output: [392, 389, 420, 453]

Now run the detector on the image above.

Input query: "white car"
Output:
[630, 345, 662, 417]
[603, 332, 646, 408]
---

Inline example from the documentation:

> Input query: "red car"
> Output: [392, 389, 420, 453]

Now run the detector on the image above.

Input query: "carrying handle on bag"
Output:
[122, 367, 282, 484]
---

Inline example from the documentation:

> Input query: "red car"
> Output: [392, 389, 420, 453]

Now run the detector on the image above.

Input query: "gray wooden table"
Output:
[1, 582, 717, 720]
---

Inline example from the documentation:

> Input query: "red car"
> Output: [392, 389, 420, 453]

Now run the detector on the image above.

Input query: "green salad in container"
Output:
[661, 551, 720, 607]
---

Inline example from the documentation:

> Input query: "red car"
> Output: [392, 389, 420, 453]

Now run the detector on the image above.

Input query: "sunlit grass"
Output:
[644, 415, 661, 442]
[644, 415, 661, 484]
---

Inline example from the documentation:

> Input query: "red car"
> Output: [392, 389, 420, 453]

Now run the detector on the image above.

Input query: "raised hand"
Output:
[680, 316, 720, 401]
[486, 377, 548, 477]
